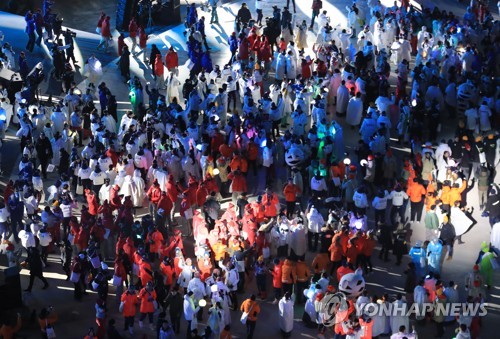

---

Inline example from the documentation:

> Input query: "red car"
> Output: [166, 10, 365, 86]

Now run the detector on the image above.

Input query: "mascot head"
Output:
[339, 268, 365, 299]
[285, 145, 305, 168]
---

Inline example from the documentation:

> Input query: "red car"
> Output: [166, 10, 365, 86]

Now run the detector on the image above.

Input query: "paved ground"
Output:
[0, 0, 499, 338]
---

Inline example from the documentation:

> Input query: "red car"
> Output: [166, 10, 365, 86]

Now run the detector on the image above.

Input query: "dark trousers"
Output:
[256, 9, 263, 25]
[286, 201, 295, 218]
[311, 10, 319, 28]
[410, 200, 424, 222]
[286, 0, 296, 12]
[27, 272, 48, 291]
[170, 313, 181, 334]
[228, 90, 237, 111]
[256, 274, 266, 294]
[374, 208, 385, 224]
[124, 316, 134, 330]
[274, 287, 281, 300]
[436, 321, 444, 337]
[26, 32, 36, 52]
[246, 320, 257, 339]
[282, 282, 293, 295]
[308, 232, 319, 252]
[296, 281, 308, 304]
[139, 312, 154, 323]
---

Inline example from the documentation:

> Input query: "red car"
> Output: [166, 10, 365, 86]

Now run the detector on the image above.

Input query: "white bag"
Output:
[69, 271, 80, 283]
[67, 233, 74, 244]
[187, 60, 195, 70]
[112, 275, 122, 286]
[47, 164, 55, 172]
[184, 208, 193, 220]
[119, 301, 124, 313]
[240, 311, 249, 324]
[104, 228, 111, 240]
[91, 281, 99, 290]
[90, 255, 101, 269]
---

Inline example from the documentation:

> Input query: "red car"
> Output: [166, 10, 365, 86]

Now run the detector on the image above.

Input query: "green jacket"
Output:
[425, 211, 439, 230]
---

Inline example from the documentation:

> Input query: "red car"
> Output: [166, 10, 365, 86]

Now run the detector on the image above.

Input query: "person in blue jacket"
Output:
[201, 51, 213, 73]
[409, 240, 427, 278]
[8, 189, 25, 243]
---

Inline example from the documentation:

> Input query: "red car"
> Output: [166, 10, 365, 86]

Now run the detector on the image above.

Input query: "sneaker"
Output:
[272, 299, 278, 304]
[129, 327, 134, 335]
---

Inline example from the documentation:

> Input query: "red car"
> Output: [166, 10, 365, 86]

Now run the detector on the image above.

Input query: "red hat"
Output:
[367, 155, 374, 161]
[349, 165, 357, 172]
[316, 293, 324, 301]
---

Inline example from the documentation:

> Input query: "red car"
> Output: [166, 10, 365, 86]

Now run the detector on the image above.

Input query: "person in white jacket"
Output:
[307, 206, 324, 252]
[389, 294, 410, 335]
[0, 202, 10, 241]
[183, 292, 200, 337]
[353, 187, 368, 215]
[38, 225, 52, 265]
[278, 292, 294, 336]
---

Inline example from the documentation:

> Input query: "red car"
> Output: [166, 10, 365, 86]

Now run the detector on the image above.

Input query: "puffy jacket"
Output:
[407, 183, 426, 203]
[138, 288, 157, 313]
[147, 184, 162, 204]
[296, 260, 311, 282]
[228, 172, 247, 193]
[283, 183, 300, 202]
[281, 259, 296, 284]
[329, 236, 343, 262]
[85, 191, 98, 216]
[240, 299, 261, 322]
[271, 262, 283, 288]
[440, 186, 452, 205]
[311, 253, 329, 273]
[307, 208, 325, 233]
[262, 193, 279, 217]
[121, 291, 138, 317]
[165, 50, 178, 70]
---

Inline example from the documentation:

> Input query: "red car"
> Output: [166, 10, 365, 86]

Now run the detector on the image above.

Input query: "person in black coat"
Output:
[24, 247, 49, 292]
[164, 285, 183, 334]
[404, 262, 417, 302]
[236, 3, 252, 25]
[439, 216, 456, 260]
[378, 222, 393, 262]
[118, 46, 131, 82]
[35, 132, 53, 179]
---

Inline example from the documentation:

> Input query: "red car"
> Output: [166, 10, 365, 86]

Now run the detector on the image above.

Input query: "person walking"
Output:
[278, 292, 294, 337]
[97, 16, 112, 53]
[209, 0, 219, 24]
[310, 0, 323, 30]
[138, 281, 157, 330]
[283, 178, 301, 218]
[240, 294, 261, 339]
[164, 285, 183, 334]
[128, 17, 138, 54]
[120, 286, 138, 336]
[35, 133, 53, 179]
[24, 247, 49, 292]
[407, 178, 426, 222]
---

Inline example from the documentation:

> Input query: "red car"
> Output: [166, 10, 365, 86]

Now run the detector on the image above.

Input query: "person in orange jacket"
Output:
[84, 189, 99, 216]
[121, 286, 139, 335]
[345, 237, 359, 269]
[283, 178, 301, 218]
[311, 252, 329, 274]
[295, 259, 311, 304]
[406, 178, 426, 222]
[229, 152, 248, 174]
[159, 257, 176, 292]
[361, 231, 377, 274]
[138, 255, 153, 287]
[262, 187, 280, 218]
[439, 180, 452, 214]
[329, 233, 344, 276]
[138, 281, 157, 330]
[336, 260, 354, 282]
[270, 258, 283, 304]
[449, 181, 465, 207]
[425, 191, 438, 212]
[281, 259, 296, 295]
[146, 226, 164, 260]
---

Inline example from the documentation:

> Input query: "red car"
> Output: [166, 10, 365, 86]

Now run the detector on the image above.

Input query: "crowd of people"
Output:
[0, 0, 499, 338]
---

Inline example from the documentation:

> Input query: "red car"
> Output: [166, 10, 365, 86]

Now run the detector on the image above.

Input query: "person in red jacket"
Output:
[109, 185, 122, 211]
[157, 192, 173, 229]
[164, 46, 179, 75]
[97, 16, 111, 52]
[227, 169, 247, 204]
[147, 180, 162, 217]
[270, 258, 283, 304]
[154, 54, 165, 89]
[301, 58, 313, 80]
[238, 34, 250, 69]
[196, 182, 209, 207]
[128, 17, 138, 54]
[84, 189, 99, 216]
